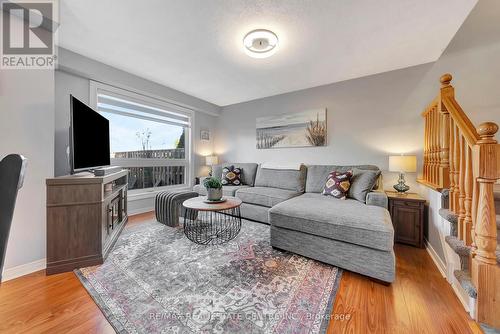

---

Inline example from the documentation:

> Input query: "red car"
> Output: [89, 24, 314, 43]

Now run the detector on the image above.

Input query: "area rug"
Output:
[75, 219, 342, 334]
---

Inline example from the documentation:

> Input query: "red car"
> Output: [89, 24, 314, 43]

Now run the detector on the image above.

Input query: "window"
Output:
[90, 82, 192, 194]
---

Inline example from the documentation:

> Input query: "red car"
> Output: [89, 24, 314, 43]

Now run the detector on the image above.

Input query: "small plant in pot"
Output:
[203, 177, 223, 201]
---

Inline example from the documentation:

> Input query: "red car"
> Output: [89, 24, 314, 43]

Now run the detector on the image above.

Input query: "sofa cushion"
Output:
[222, 165, 242, 186]
[236, 187, 302, 208]
[193, 184, 249, 196]
[212, 163, 258, 186]
[254, 165, 307, 192]
[348, 168, 382, 203]
[322, 170, 353, 199]
[305, 165, 380, 193]
[269, 192, 394, 252]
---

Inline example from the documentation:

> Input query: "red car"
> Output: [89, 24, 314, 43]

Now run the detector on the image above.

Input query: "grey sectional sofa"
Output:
[193, 163, 395, 283]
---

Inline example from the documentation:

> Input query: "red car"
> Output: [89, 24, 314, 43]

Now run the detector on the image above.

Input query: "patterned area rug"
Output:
[75, 219, 342, 334]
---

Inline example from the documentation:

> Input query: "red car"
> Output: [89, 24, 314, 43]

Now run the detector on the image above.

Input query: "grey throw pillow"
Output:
[348, 168, 381, 203]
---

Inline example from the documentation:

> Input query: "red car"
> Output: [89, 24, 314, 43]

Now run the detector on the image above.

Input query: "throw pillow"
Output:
[348, 168, 381, 203]
[322, 170, 353, 199]
[222, 165, 242, 186]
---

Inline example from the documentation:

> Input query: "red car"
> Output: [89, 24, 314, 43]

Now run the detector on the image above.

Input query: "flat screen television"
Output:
[70, 95, 110, 173]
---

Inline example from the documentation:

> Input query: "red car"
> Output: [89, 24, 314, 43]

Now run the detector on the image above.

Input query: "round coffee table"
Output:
[182, 196, 242, 245]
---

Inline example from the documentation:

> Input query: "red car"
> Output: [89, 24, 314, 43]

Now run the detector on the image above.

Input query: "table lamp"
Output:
[205, 155, 218, 176]
[389, 155, 417, 193]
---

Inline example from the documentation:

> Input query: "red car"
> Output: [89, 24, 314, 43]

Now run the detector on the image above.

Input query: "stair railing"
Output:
[420, 74, 499, 328]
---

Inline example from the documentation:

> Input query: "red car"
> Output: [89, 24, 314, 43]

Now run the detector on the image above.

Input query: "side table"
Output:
[386, 191, 426, 248]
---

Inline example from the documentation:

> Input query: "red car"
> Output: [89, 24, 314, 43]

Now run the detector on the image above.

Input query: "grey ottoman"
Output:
[155, 190, 198, 227]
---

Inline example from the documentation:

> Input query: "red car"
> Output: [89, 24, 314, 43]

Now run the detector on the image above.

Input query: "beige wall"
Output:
[0, 68, 54, 274]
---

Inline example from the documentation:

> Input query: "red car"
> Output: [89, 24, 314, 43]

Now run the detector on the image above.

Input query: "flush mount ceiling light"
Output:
[243, 29, 278, 59]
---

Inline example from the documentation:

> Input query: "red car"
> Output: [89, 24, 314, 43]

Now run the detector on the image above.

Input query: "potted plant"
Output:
[203, 176, 223, 201]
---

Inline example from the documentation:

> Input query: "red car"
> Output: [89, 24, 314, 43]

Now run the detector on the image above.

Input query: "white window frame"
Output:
[89, 81, 195, 197]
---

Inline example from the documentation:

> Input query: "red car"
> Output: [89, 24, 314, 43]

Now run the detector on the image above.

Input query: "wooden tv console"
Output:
[46, 170, 128, 275]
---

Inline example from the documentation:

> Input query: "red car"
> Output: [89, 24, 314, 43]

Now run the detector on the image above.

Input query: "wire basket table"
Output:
[182, 196, 242, 245]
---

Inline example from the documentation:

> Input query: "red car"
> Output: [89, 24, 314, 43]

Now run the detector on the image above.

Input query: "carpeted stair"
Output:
[440, 189, 500, 301]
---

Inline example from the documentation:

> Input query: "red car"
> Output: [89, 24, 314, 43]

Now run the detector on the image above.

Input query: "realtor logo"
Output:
[1, 1, 57, 69]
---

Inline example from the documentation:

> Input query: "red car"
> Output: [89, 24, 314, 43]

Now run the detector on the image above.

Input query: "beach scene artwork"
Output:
[256, 109, 327, 149]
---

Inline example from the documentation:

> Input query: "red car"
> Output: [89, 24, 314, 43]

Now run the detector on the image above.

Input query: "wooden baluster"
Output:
[436, 108, 441, 185]
[424, 114, 429, 181]
[429, 110, 434, 184]
[423, 114, 427, 181]
[453, 125, 460, 214]
[428, 111, 432, 183]
[435, 107, 441, 185]
[439, 103, 450, 189]
[431, 108, 437, 185]
[428, 112, 432, 183]
[429, 109, 434, 184]
[463, 140, 473, 245]
[458, 135, 466, 241]
[431, 108, 436, 185]
[434, 108, 439, 185]
[431, 111, 434, 184]
[471, 177, 478, 254]
[449, 118, 456, 212]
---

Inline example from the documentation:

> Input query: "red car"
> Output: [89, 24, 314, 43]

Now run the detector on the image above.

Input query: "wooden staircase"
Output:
[419, 74, 500, 330]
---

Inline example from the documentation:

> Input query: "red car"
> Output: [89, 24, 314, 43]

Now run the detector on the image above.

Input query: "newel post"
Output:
[439, 75, 451, 190]
[471, 121, 500, 328]
[441, 74, 455, 205]
[473, 122, 499, 264]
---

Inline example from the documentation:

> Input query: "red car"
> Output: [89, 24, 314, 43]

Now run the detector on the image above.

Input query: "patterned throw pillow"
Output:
[222, 166, 242, 186]
[322, 170, 353, 199]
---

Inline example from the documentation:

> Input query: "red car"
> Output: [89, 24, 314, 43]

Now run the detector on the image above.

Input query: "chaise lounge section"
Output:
[269, 192, 395, 282]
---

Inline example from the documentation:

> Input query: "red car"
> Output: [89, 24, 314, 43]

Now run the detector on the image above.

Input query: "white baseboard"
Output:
[424, 239, 447, 278]
[451, 275, 475, 316]
[1, 258, 46, 282]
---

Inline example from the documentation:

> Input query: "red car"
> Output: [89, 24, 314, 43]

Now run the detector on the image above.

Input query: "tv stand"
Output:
[46, 170, 128, 274]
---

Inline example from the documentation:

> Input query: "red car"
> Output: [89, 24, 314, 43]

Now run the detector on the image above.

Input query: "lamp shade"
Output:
[389, 155, 417, 173]
[205, 155, 218, 166]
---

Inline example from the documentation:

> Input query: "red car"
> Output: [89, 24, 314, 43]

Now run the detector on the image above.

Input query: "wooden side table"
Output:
[386, 191, 426, 248]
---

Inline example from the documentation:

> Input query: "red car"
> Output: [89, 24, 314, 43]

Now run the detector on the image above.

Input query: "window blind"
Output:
[96, 91, 191, 128]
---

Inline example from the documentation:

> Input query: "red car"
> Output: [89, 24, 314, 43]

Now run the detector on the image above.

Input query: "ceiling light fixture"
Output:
[243, 29, 278, 59]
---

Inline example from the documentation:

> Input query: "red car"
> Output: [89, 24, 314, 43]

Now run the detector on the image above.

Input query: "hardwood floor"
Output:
[328, 244, 482, 333]
[0, 212, 482, 334]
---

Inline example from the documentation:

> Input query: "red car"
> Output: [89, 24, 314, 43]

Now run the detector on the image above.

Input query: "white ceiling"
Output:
[58, 0, 477, 106]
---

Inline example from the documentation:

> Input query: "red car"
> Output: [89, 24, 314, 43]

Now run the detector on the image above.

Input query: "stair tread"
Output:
[439, 208, 458, 225]
[445, 235, 471, 257]
[453, 269, 477, 299]
[445, 236, 499, 265]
